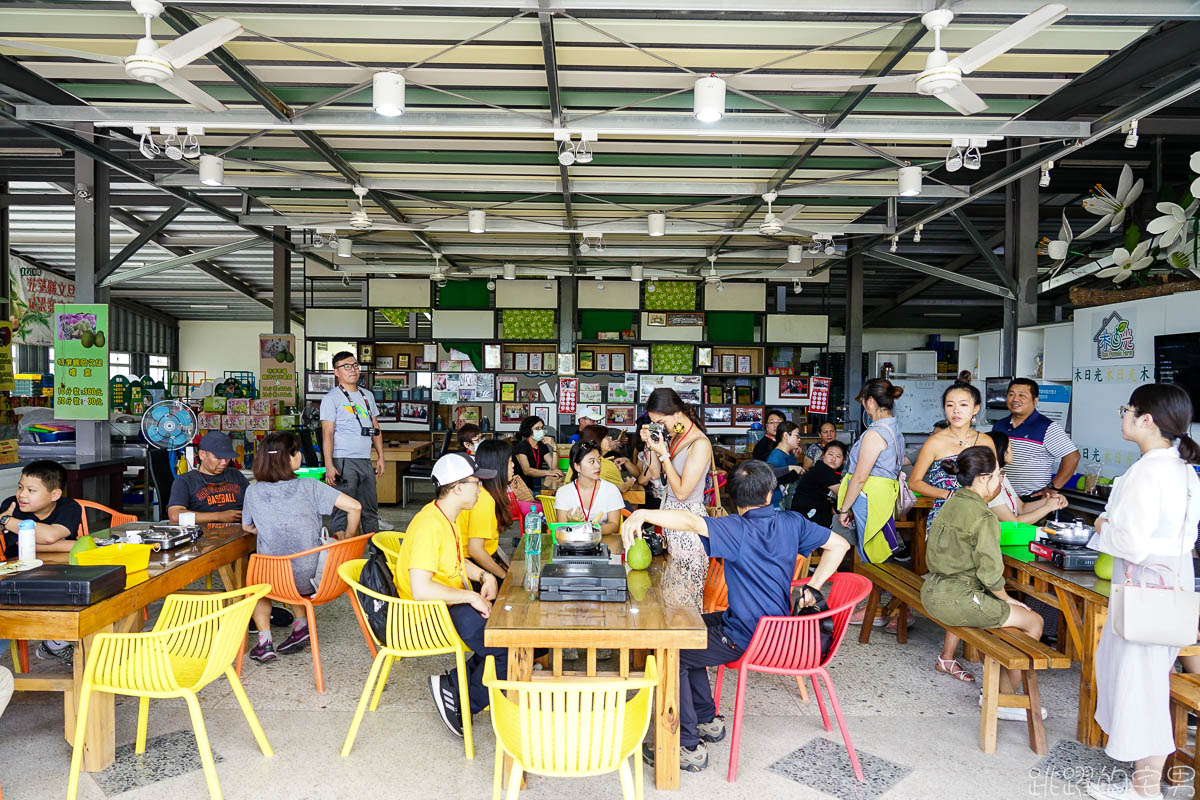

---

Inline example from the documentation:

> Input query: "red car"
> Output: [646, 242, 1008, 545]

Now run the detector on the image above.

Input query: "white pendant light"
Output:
[502, 262, 516, 280]
[557, 140, 576, 166]
[373, 71, 405, 117]
[337, 238, 353, 258]
[787, 243, 803, 263]
[693, 74, 726, 123]
[630, 264, 644, 282]
[467, 208, 486, 233]
[647, 212, 666, 237]
[897, 165, 923, 197]
[198, 154, 224, 186]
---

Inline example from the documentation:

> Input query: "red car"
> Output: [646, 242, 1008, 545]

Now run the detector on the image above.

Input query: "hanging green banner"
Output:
[53, 304, 109, 420]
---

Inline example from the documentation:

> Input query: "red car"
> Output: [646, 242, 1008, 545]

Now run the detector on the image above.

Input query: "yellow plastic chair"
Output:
[66, 585, 273, 800]
[483, 653, 658, 800]
[535, 494, 557, 525]
[371, 530, 405, 574]
[338, 559, 475, 760]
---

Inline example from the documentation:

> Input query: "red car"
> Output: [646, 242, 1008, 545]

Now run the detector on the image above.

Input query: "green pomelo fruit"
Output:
[1094, 552, 1114, 580]
[627, 537, 652, 570]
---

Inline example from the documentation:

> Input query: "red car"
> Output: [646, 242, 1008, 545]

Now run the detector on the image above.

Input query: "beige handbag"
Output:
[1111, 562, 1200, 647]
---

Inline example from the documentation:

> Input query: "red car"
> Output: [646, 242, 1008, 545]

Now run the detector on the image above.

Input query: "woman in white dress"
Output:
[1087, 383, 1200, 800]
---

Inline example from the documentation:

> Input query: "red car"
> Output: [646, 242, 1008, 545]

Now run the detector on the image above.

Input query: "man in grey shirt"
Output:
[319, 350, 385, 535]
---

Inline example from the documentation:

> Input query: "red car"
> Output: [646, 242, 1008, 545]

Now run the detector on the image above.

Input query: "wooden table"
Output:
[712, 445, 752, 472]
[485, 532, 707, 790]
[0, 524, 255, 771]
[377, 441, 433, 504]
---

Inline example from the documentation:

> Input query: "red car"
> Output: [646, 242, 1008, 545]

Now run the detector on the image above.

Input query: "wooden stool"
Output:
[1168, 673, 1200, 791]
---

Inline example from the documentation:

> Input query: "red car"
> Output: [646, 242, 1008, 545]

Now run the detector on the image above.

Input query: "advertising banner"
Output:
[259, 334, 297, 405]
[10, 254, 75, 346]
[53, 304, 109, 420]
[809, 377, 831, 415]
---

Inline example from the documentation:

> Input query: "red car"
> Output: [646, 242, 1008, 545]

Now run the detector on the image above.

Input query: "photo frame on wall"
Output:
[399, 402, 430, 424]
[631, 346, 650, 372]
[306, 371, 336, 394]
[531, 403, 554, 425]
[376, 356, 394, 370]
[605, 404, 635, 427]
[483, 342, 502, 371]
[502, 351, 514, 371]
[703, 405, 732, 428]
[500, 402, 529, 423]
[558, 353, 576, 375]
[733, 405, 764, 427]
[514, 352, 529, 372]
[611, 353, 626, 372]
[697, 347, 713, 368]
[376, 401, 397, 421]
[721, 354, 736, 374]
[578, 350, 594, 371]
[396, 354, 410, 370]
[779, 376, 809, 398]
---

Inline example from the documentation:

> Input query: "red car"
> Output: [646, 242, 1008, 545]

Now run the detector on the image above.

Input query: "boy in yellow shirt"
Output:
[394, 453, 500, 739]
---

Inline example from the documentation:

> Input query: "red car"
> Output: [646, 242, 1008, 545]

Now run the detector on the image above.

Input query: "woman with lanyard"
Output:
[555, 441, 624, 534]
[639, 388, 713, 610]
[986, 432, 1068, 525]
[512, 415, 563, 495]
[907, 372, 996, 683]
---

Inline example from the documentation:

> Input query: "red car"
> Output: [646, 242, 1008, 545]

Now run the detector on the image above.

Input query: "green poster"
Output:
[53, 304, 109, 420]
[109, 374, 130, 413]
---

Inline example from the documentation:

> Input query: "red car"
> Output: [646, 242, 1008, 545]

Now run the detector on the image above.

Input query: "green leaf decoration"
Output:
[379, 308, 429, 329]
[644, 281, 697, 311]
[651, 344, 694, 373]
[502, 309, 556, 340]
[1124, 224, 1141, 252]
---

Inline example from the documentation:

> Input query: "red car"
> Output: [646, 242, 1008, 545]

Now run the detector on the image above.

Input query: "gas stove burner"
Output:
[553, 542, 611, 564]
[1029, 539, 1099, 571]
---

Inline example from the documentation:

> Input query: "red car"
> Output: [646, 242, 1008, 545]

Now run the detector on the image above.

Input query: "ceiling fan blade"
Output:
[159, 75, 228, 112]
[949, 3, 1068, 76]
[0, 38, 124, 63]
[936, 83, 989, 115]
[156, 17, 243, 69]
[363, 221, 429, 231]
[776, 204, 804, 225]
[239, 213, 349, 226]
[790, 74, 914, 90]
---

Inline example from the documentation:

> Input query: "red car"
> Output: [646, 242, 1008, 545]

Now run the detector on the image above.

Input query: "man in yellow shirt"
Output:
[394, 452, 500, 739]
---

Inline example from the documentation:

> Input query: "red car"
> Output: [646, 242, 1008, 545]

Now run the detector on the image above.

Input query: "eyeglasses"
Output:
[1118, 405, 1131, 418]
[334, 362, 360, 371]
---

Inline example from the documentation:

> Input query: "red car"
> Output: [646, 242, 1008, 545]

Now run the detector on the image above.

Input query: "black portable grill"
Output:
[537, 562, 627, 603]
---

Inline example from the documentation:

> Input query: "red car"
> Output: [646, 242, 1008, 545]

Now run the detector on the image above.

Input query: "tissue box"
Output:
[203, 396, 227, 413]
[226, 398, 251, 414]
[197, 412, 222, 429]
[221, 414, 247, 431]
[247, 414, 270, 431]
[273, 415, 298, 431]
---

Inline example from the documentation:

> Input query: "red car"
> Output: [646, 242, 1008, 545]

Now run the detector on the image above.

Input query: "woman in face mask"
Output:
[512, 415, 563, 495]
[456, 423, 481, 455]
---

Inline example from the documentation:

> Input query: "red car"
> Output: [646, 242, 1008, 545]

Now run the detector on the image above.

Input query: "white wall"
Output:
[828, 328, 969, 351]
[179, 321, 306, 380]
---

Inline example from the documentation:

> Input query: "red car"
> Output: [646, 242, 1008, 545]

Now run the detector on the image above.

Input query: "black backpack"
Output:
[793, 585, 834, 659]
[357, 542, 398, 642]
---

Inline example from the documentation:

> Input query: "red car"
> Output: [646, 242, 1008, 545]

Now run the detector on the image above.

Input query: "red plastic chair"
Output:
[77, 500, 138, 537]
[246, 533, 371, 693]
[713, 572, 872, 783]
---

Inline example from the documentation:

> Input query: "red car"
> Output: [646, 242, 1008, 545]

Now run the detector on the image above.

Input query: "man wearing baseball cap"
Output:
[393, 452, 504, 740]
[168, 431, 250, 524]
[568, 414, 597, 444]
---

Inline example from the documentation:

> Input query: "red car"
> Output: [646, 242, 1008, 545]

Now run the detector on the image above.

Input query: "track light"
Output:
[945, 146, 963, 173]
[647, 281, 657, 293]
[647, 212, 666, 237]
[694, 73, 726, 122]
[159, 126, 182, 160]
[963, 146, 982, 170]
[341, 274, 350, 287]
[487, 279, 497, 291]
[503, 262, 516, 280]
[913, 223, 923, 243]
[787, 244, 803, 263]
[823, 243, 836, 256]
[198, 154, 224, 186]
[467, 208, 486, 233]
[544, 279, 552, 290]
[373, 71, 405, 116]
[136, 125, 160, 159]
[1124, 119, 1139, 149]
[630, 264, 644, 282]
[897, 165, 923, 197]
[1039, 160, 1053, 188]
[183, 125, 204, 159]
[558, 140, 576, 166]
[326, 232, 340, 250]
[596, 276, 605, 291]
[578, 240, 590, 254]
[337, 238, 353, 258]
[890, 236, 899, 253]
[793, 279, 803, 295]
[574, 139, 593, 164]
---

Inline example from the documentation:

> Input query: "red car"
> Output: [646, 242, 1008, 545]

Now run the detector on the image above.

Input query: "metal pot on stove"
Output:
[554, 522, 602, 550]
[1041, 522, 1092, 546]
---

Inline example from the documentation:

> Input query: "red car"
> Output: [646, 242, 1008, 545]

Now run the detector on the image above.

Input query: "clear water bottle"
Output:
[17, 518, 36, 562]
[524, 511, 543, 591]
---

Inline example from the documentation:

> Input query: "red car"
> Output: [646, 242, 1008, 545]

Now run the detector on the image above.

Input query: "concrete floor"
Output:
[0, 502, 1177, 799]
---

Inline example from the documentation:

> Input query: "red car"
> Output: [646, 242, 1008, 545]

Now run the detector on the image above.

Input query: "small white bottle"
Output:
[17, 519, 36, 562]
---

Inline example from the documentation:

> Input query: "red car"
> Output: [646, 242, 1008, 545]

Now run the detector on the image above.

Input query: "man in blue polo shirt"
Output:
[620, 460, 850, 773]
[991, 378, 1080, 501]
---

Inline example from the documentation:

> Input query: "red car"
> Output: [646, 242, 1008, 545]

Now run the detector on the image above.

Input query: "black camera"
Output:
[360, 426, 380, 437]
[647, 423, 666, 443]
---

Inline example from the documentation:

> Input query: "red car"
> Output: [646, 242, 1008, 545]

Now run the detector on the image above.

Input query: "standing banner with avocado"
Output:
[259, 333, 297, 405]
[53, 304, 109, 420]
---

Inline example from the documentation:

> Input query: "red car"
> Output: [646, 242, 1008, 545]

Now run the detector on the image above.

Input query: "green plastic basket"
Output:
[296, 467, 327, 481]
[999, 521, 1038, 547]
[558, 457, 569, 472]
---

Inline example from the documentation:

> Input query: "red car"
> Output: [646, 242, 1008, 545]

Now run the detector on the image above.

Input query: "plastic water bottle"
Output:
[524, 511, 543, 590]
[17, 519, 36, 562]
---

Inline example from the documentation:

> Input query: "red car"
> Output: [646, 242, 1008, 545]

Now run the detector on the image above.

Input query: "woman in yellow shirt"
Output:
[459, 439, 514, 581]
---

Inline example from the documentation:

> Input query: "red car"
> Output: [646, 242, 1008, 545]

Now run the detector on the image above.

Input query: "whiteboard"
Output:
[888, 378, 953, 434]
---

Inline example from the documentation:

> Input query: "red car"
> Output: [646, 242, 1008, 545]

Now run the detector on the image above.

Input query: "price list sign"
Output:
[809, 376, 831, 415]
[53, 304, 109, 420]
[557, 377, 578, 414]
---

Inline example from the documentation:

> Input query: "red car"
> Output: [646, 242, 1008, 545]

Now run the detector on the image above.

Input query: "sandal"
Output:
[935, 657, 975, 683]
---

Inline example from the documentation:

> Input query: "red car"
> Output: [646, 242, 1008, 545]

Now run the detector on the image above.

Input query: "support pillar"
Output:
[0, 180, 8, 320]
[556, 276, 576, 433]
[272, 226, 291, 334]
[73, 124, 110, 462]
[845, 253, 864, 435]
[1002, 137, 1040, 377]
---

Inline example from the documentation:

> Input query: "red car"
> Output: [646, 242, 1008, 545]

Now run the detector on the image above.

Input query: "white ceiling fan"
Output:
[238, 185, 428, 232]
[718, 192, 845, 238]
[0, 0, 243, 112]
[789, 3, 1068, 116]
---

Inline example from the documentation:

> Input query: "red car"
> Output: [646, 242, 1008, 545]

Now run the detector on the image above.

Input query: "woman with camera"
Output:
[1086, 384, 1200, 800]
[640, 388, 714, 610]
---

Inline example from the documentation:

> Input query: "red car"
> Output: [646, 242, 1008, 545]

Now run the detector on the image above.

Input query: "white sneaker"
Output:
[1086, 781, 1161, 800]
[978, 692, 1048, 720]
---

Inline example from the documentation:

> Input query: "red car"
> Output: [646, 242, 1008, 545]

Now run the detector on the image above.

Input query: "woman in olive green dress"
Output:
[921, 446, 1047, 719]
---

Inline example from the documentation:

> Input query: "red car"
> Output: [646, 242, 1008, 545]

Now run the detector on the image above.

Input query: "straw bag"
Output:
[703, 463, 730, 613]
[1111, 562, 1200, 647]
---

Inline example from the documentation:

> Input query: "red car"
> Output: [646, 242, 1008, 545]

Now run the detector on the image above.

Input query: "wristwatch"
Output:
[0, 515, 11, 530]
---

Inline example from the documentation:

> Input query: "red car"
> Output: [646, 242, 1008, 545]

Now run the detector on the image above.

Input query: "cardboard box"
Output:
[247, 414, 270, 431]
[197, 412, 222, 429]
[250, 399, 278, 416]
[203, 396, 227, 413]
[226, 398, 251, 414]
[221, 414, 248, 431]
[273, 415, 298, 431]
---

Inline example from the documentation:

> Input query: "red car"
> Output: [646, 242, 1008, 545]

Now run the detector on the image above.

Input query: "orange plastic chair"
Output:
[77, 499, 138, 537]
[713, 573, 872, 782]
[245, 533, 371, 693]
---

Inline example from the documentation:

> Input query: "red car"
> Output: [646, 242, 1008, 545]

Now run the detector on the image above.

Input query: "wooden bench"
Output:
[1169, 673, 1200, 792]
[855, 559, 1070, 754]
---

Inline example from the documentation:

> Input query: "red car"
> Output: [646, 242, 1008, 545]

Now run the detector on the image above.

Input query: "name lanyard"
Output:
[340, 387, 373, 428]
[528, 439, 542, 470]
[434, 502, 471, 590]
[575, 480, 598, 522]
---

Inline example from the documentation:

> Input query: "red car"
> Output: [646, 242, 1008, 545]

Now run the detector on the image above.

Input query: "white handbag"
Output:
[1111, 562, 1200, 647]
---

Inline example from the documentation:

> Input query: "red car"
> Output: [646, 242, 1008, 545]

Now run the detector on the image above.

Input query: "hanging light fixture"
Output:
[337, 238, 353, 258]
[502, 262, 516, 280]
[630, 264, 644, 282]
[647, 212, 666, 237]
[574, 137, 593, 164]
[183, 125, 203, 159]
[373, 71, 405, 116]
[646, 281, 657, 293]
[693, 73, 726, 122]
[467, 208, 486, 233]
[198, 154, 224, 186]
[913, 223, 923, 243]
[1124, 119, 1139, 149]
[557, 140, 576, 166]
[596, 275, 606, 291]
[897, 165, 923, 197]
[793, 279, 803, 295]
[161, 126, 182, 160]
[1039, 160, 1054, 188]
[890, 235, 899, 253]
[787, 243, 803, 263]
